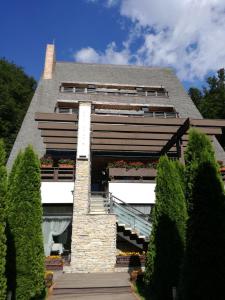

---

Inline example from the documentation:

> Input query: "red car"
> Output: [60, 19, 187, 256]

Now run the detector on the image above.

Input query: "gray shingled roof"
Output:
[7, 61, 225, 168]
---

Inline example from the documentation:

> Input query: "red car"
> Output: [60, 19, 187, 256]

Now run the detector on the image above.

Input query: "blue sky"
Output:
[1, 0, 225, 90]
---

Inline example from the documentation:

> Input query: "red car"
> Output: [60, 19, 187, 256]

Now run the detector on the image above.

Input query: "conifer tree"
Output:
[185, 128, 216, 209]
[6, 151, 23, 296]
[180, 130, 225, 299]
[0, 140, 7, 299]
[8, 146, 45, 299]
[144, 156, 187, 300]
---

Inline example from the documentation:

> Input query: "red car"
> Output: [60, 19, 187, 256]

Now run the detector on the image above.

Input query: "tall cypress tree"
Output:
[8, 146, 45, 299]
[185, 128, 216, 209]
[144, 156, 187, 300]
[6, 151, 23, 296]
[180, 131, 225, 300]
[0, 140, 7, 299]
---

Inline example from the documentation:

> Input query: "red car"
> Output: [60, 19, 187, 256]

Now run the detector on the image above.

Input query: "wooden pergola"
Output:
[35, 112, 225, 158]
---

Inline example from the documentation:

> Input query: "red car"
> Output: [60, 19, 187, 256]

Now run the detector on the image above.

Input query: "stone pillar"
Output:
[69, 101, 91, 270]
[68, 101, 117, 273]
[43, 44, 55, 79]
[73, 101, 92, 215]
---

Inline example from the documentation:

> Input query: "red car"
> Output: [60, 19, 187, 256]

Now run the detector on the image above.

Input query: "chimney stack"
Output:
[43, 44, 55, 79]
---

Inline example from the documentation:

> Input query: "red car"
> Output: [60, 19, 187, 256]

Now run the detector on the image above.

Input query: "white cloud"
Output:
[79, 0, 225, 81]
[74, 42, 131, 65]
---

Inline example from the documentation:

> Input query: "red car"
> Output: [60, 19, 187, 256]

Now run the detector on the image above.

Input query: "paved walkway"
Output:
[49, 272, 137, 300]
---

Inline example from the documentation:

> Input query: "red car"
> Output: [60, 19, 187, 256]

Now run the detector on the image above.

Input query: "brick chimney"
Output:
[43, 44, 55, 79]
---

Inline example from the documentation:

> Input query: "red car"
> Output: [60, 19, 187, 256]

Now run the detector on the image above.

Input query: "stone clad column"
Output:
[69, 101, 92, 271]
[68, 101, 116, 273]
[73, 101, 91, 215]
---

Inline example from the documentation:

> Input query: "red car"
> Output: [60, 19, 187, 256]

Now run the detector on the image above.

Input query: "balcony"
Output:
[41, 167, 75, 182]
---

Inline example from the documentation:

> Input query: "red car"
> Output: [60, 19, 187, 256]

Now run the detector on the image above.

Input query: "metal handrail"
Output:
[109, 194, 149, 220]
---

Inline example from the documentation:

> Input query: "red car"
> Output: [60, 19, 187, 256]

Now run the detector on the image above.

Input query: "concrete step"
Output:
[51, 272, 133, 299]
[53, 286, 131, 295]
[51, 292, 136, 299]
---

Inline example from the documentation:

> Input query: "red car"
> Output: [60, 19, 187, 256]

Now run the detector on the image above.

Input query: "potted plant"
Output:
[58, 158, 75, 168]
[107, 160, 157, 177]
[40, 155, 53, 168]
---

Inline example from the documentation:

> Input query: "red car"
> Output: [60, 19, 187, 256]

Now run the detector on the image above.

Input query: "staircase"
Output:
[90, 192, 152, 250]
[89, 193, 109, 214]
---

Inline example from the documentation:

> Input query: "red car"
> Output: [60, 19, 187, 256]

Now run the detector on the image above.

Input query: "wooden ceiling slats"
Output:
[92, 138, 167, 146]
[43, 137, 77, 144]
[41, 130, 77, 137]
[91, 115, 183, 125]
[92, 132, 173, 140]
[191, 119, 225, 127]
[36, 112, 225, 153]
[35, 112, 78, 122]
[92, 124, 180, 133]
[38, 123, 77, 130]
[91, 144, 176, 152]
[46, 143, 77, 150]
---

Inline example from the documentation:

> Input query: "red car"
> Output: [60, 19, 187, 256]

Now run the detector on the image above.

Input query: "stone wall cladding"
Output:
[69, 214, 117, 273]
[73, 160, 90, 215]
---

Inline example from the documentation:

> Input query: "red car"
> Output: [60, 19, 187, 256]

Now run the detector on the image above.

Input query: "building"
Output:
[7, 44, 225, 272]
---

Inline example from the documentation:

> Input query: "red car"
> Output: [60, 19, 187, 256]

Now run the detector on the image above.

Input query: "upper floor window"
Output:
[59, 83, 169, 98]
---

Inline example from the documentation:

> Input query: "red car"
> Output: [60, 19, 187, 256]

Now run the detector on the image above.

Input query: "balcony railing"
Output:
[41, 167, 75, 182]
[60, 86, 169, 97]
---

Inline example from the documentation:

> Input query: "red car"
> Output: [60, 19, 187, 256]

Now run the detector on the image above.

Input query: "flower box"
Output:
[45, 257, 63, 270]
[108, 167, 157, 178]
[41, 163, 53, 168]
[58, 164, 74, 169]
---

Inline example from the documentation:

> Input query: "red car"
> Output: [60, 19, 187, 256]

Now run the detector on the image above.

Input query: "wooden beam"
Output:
[161, 118, 190, 155]
[43, 137, 77, 144]
[92, 132, 173, 140]
[38, 123, 77, 130]
[92, 124, 180, 133]
[91, 144, 176, 152]
[91, 115, 183, 125]
[35, 112, 78, 122]
[91, 138, 167, 146]
[193, 127, 222, 135]
[41, 130, 77, 137]
[46, 143, 77, 150]
[191, 119, 225, 127]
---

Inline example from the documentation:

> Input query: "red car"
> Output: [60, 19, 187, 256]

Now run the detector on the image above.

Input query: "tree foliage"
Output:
[144, 156, 187, 300]
[0, 140, 7, 299]
[181, 161, 225, 299]
[189, 68, 225, 119]
[7, 146, 45, 299]
[184, 128, 216, 210]
[5, 151, 23, 296]
[0, 59, 36, 157]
